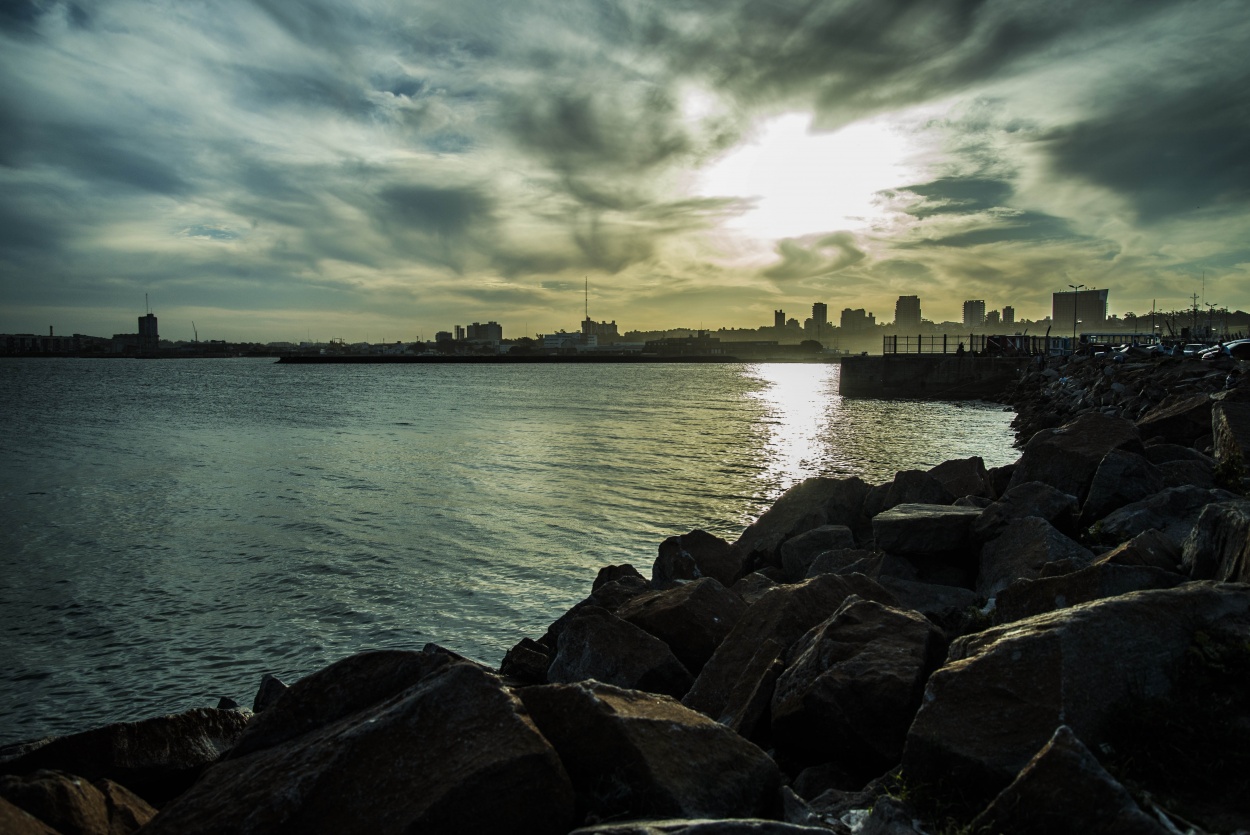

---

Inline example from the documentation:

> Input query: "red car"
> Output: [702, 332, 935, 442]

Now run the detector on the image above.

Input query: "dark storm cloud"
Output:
[899, 177, 1015, 219]
[765, 233, 866, 281]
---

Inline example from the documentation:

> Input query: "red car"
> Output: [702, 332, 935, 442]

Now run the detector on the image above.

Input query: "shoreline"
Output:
[2, 350, 1248, 834]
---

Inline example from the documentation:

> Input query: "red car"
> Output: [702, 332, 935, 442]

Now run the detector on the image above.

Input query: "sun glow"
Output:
[700, 113, 915, 240]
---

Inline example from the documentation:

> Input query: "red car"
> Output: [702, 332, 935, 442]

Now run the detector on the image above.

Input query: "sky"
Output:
[1, 0, 1248, 343]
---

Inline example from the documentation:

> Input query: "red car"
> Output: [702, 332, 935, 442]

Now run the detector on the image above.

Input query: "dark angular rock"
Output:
[970, 726, 1167, 835]
[0, 707, 252, 807]
[1143, 442, 1216, 466]
[987, 463, 1015, 498]
[779, 525, 856, 581]
[978, 517, 1094, 599]
[804, 549, 891, 579]
[1181, 500, 1250, 582]
[882, 470, 955, 511]
[1213, 399, 1250, 467]
[1094, 485, 1240, 548]
[143, 663, 575, 835]
[519, 681, 782, 824]
[952, 495, 993, 508]
[653, 530, 742, 589]
[616, 578, 747, 676]
[1136, 393, 1213, 446]
[902, 583, 1250, 815]
[1093, 528, 1182, 571]
[594, 563, 648, 591]
[229, 649, 453, 759]
[928, 456, 993, 500]
[1080, 449, 1166, 526]
[500, 637, 552, 684]
[994, 563, 1187, 623]
[1008, 412, 1144, 502]
[771, 597, 946, 779]
[0, 797, 58, 835]
[0, 770, 156, 835]
[683, 575, 896, 727]
[730, 572, 779, 605]
[731, 477, 871, 570]
[874, 576, 980, 631]
[871, 504, 982, 556]
[251, 673, 287, 713]
[973, 481, 1080, 540]
[568, 819, 830, 834]
[548, 606, 693, 699]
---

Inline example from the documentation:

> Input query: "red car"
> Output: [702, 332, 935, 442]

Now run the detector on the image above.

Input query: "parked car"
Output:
[1182, 343, 1211, 356]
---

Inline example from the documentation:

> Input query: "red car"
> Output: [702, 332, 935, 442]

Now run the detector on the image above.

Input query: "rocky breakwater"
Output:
[3, 369, 1250, 834]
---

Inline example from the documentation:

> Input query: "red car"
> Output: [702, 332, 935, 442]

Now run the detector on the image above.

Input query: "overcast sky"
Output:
[2, 0, 1247, 341]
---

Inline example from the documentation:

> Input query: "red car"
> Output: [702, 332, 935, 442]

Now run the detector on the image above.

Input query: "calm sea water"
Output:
[0, 358, 1017, 742]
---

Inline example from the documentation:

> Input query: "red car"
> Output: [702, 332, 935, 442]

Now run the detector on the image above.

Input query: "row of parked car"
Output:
[1180, 339, 1250, 360]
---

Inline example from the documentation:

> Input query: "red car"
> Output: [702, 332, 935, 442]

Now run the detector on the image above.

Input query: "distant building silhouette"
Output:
[455, 325, 466, 341]
[894, 295, 922, 330]
[810, 302, 828, 339]
[138, 313, 159, 352]
[1003, 305, 1015, 326]
[840, 308, 876, 332]
[1052, 289, 1108, 329]
[774, 309, 785, 329]
[963, 300, 986, 329]
[985, 309, 1001, 328]
[466, 321, 503, 342]
[581, 317, 620, 342]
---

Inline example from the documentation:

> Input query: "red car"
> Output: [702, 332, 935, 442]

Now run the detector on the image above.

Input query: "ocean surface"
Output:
[0, 358, 1018, 742]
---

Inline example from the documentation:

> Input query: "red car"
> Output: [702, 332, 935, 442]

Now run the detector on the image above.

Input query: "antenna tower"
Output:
[584, 277, 589, 320]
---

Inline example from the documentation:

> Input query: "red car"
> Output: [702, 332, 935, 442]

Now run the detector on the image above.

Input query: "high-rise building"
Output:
[466, 321, 503, 342]
[454, 325, 466, 341]
[894, 296, 922, 330]
[1052, 289, 1108, 330]
[774, 309, 785, 329]
[963, 300, 986, 329]
[1002, 306, 1015, 326]
[840, 308, 876, 332]
[985, 310, 1001, 328]
[810, 302, 828, 339]
[138, 312, 159, 352]
[581, 318, 620, 341]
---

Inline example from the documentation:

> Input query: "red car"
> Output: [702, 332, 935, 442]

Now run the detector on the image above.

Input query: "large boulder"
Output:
[682, 575, 895, 730]
[616, 578, 747, 675]
[1079, 450, 1166, 527]
[0, 707, 251, 807]
[731, 477, 871, 570]
[871, 504, 981, 557]
[569, 821, 831, 834]
[1092, 528, 1181, 571]
[1135, 393, 1213, 446]
[0, 797, 58, 835]
[519, 681, 782, 825]
[228, 649, 452, 758]
[779, 525, 856, 581]
[0, 771, 156, 835]
[972, 481, 1080, 541]
[969, 726, 1167, 835]
[547, 606, 693, 699]
[652, 531, 742, 589]
[994, 563, 1187, 623]
[1094, 485, 1240, 548]
[977, 517, 1094, 600]
[1181, 500, 1250, 582]
[770, 597, 946, 779]
[1008, 412, 1144, 502]
[901, 583, 1250, 814]
[142, 663, 575, 834]
[928, 456, 994, 500]
[881, 470, 955, 511]
[1213, 399, 1250, 467]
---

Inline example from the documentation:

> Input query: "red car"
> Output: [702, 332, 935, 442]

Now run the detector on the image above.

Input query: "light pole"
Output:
[1068, 283, 1085, 354]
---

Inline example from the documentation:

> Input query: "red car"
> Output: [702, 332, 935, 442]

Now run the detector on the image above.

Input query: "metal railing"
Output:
[882, 334, 1056, 355]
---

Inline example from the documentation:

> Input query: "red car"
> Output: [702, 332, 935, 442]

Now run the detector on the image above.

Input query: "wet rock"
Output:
[519, 681, 782, 824]
[994, 563, 1186, 623]
[0, 706, 252, 807]
[251, 673, 287, 713]
[871, 504, 981, 557]
[1213, 399, 1250, 468]
[874, 576, 980, 633]
[616, 578, 747, 675]
[1181, 500, 1250, 582]
[228, 649, 453, 759]
[952, 495, 993, 508]
[771, 597, 946, 779]
[653, 531, 742, 589]
[1092, 528, 1182, 571]
[1079, 450, 1166, 526]
[1135, 393, 1213, 446]
[569, 819, 829, 834]
[804, 549, 894, 579]
[972, 481, 1080, 541]
[0, 797, 59, 835]
[500, 637, 553, 683]
[779, 525, 856, 581]
[731, 477, 871, 571]
[731, 572, 779, 605]
[882, 470, 955, 511]
[901, 582, 1250, 815]
[978, 516, 1094, 599]
[595, 563, 648, 591]
[1008, 412, 1144, 502]
[970, 726, 1167, 835]
[548, 605, 693, 698]
[928, 456, 994, 500]
[1093, 485, 1240, 548]
[0, 770, 156, 835]
[143, 663, 574, 835]
[683, 575, 896, 729]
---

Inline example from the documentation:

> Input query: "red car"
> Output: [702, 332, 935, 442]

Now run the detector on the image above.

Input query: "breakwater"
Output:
[2, 353, 1248, 834]
[840, 353, 1031, 400]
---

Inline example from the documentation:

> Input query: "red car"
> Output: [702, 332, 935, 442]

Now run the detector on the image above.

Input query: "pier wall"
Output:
[840, 354, 1031, 400]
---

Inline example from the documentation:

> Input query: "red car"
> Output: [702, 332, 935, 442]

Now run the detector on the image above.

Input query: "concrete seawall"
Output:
[840, 354, 1032, 399]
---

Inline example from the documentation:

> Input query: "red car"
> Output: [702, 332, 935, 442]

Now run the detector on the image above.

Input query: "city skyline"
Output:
[2, 1, 1248, 343]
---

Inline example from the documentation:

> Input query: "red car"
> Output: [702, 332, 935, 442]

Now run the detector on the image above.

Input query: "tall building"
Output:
[454, 325, 466, 341]
[581, 318, 620, 342]
[1052, 289, 1108, 330]
[774, 309, 785, 329]
[963, 300, 986, 329]
[138, 312, 159, 352]
[985, 309, 1001, 328]
[1002, 306, 1015, 326]
[810, 302, 828, 339]
[840, 308, 876, 332]
[466, 321, 503, 342]
[894, 295, 922, 330]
